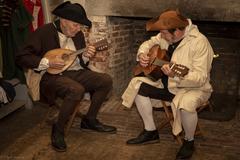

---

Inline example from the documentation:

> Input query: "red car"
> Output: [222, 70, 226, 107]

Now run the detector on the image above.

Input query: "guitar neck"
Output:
[152, 58, 176, 70]
[152, 58, 171, 66]
[152, 58, 189, 77]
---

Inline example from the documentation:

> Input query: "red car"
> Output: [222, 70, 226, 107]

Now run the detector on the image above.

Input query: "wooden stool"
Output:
[158, 100, 212, 145]
[42, 98, 88, 135]
[158, 100, 182, 144]
[65, 97, 91, 135]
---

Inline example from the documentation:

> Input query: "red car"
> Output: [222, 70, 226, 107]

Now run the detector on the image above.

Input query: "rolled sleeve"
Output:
[34, 57, 49, 71]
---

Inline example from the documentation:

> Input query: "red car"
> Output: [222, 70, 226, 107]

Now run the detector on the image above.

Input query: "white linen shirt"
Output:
[35, 31, 89, 71]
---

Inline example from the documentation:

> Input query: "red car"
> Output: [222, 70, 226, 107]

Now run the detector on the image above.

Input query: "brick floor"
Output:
[0, 96, 240, 160]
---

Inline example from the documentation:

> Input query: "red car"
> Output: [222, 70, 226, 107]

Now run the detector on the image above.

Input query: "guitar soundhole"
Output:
[62, 53, 69, 61]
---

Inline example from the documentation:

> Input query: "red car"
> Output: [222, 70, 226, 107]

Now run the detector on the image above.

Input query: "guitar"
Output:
[44, 38, 108, 74]
[133, 45, 189, 81]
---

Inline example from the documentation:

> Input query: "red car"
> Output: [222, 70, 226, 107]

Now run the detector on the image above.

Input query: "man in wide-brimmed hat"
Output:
[16, 1, 117, 152]
[122, 9, 214, 159]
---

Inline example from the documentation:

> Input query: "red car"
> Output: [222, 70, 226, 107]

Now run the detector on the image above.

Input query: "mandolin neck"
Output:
[72, 48, 86, 56]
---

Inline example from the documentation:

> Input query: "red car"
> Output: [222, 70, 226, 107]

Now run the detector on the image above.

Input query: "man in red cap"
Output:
[122, 9, 214, 159]
[16, 1, 116, 152]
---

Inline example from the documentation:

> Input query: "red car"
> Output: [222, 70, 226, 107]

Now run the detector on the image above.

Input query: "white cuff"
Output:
[173, 76, 181, 82]
[82, 54, 89, 63]
[34, 58, 49, 71]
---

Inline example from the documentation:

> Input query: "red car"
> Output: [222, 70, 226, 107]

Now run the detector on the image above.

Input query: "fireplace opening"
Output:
[88, 16, 239, 121]
[194, 21, 240, 121]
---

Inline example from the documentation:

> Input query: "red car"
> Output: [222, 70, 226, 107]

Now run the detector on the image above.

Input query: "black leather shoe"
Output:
[51, 124, 67, 152]
[81, 118, 117, 133]
[126, 129, 160, 145]
[176, 140, 194, 159]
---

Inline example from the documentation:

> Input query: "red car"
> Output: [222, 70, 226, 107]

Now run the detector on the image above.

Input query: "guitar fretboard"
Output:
[152, 58, 169, 66]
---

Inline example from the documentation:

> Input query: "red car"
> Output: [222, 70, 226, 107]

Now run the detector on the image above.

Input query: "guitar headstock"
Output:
[93, 38, 108, 51]
[170, 63, 189, 77]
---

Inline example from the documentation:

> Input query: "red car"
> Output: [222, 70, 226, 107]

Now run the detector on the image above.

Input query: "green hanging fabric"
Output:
[1, 28, 16, 80]
[11, 0, 33, 83]
[0, 37, 2, 75]
[1, 0, 32, 83]
[11, 0, 33, 48]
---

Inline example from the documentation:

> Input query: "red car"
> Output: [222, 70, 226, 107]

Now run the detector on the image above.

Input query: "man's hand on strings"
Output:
[83, 45, 96, 58]
[161, 64, 174, 77]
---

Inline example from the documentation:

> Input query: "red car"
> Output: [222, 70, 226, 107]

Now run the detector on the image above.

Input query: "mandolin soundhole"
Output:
[62, 53, 69, 61]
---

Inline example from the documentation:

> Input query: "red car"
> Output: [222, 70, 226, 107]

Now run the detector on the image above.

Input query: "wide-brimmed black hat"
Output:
[52, 1, 92, 27]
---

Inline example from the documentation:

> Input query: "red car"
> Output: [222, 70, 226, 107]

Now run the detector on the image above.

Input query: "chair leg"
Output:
[195, 122, 203, 136]
[161, 101, 182, 145]
[64, 99, 89, 135]
[175, 134, 183, 145]
[195, 100, 213, 136]
[159, 100, 210, 145]
[40, 105, 59, 128]
[208, 101, 214, 112]
[197, 100, 213, 112]
[65, 104, 81, 135]
[159, 119, 170, 129]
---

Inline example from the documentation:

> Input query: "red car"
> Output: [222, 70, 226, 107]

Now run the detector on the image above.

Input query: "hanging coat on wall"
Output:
[0, 0, 14, 74]
[0, 37, 2, 73]
[0, 78, 16, 103]
[0, 0, 32, 82]
[23, 0, 44, 31]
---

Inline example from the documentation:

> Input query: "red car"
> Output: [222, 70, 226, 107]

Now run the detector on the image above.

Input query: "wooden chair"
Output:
[24, 69, 89, 135]
[158, 100, 213, 145]
[42, 94, 90, 136]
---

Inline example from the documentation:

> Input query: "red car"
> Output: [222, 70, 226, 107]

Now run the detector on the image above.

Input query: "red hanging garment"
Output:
[23, 0, 44, 31]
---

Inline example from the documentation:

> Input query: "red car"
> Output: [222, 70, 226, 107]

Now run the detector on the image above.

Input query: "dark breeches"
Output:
[138, 82, 175, 101]
[55, 69, 113, 131]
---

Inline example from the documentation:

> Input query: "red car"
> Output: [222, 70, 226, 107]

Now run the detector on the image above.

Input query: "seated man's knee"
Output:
[180, 97, 200, 112]
[101, 73, 113, 88]
[67, 86, 85, 101]
[138, 83, 149, 97]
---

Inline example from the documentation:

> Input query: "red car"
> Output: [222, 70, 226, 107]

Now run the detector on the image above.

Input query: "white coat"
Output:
[122, 19, 214, 135]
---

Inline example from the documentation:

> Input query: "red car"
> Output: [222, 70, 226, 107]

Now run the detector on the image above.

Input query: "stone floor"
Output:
[0, 96, 240, 160]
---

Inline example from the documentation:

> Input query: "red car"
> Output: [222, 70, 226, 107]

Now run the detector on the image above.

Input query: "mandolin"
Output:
[44, 38, 108, 74]
[133, 45, 189, 81]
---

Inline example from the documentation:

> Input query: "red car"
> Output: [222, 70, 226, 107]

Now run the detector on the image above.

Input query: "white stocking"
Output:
[180, 109, 198, 141]
[135, 94, 156, 131]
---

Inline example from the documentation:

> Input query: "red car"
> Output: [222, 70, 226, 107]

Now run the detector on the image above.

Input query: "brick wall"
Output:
[87, 16, 151, 95]
[108, 17, 147, 95]
[86, 17, 240, 104]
